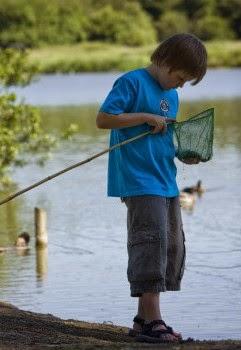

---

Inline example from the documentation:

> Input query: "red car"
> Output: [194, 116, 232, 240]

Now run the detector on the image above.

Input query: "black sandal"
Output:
[128, 315, 145, 337]
[136, 320, 193, 344]
[136, 319, 178, 343]
[158, 319, 182, 339]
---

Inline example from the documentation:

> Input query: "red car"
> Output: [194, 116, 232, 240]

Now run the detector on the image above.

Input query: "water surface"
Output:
[9, 69, 241, 105]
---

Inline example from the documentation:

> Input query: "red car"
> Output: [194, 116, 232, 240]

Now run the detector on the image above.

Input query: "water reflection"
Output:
[36, 247, 48, 280]
[39, 98, 241, 149]
[179, 99, 241, 149]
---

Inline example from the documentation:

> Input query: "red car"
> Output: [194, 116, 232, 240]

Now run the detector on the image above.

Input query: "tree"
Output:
[87, 2, 156, 46]
[216, 0, 241, 38]
[194, 15, 235, 40]
[139, 0, 182, 19]
[156, 11, 190, 40]
[0, 49, 77, 188]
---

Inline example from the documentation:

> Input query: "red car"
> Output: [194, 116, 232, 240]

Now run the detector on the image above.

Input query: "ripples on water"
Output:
[0, 97, 241, 340]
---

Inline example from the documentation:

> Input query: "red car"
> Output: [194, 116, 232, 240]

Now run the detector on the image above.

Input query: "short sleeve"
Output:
[99, 76, 136, 115]
[175, 90, 179, 113]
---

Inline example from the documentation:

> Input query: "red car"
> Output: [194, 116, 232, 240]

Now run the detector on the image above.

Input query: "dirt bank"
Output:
[0, 302, 240, 350]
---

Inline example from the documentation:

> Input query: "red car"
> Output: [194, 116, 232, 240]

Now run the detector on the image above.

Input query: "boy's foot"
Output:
[128, 315, 145, 337]
[136, 319, 182, 343]
[128, 316, 182, 340]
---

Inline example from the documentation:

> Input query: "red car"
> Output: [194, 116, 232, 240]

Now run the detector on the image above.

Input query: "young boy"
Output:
[96, 33, 207, 343]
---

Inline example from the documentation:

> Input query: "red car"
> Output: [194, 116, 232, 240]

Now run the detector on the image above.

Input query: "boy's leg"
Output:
[137, 296, 145, 318]
[125, 196, 168, 297]
[141, 292, 181, 341]
[132, 296, 145, 332]
[133, 293, 162, 331]
[125, 196, 181, 341]
[125, 196, 166, 332]
[166, 197, 186, 290]
[133, 294, 170, 330]
[141, 292, 161, 321]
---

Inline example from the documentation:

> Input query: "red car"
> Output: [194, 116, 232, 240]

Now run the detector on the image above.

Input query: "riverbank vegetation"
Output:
[0, 0, 240, 48]
[27, 41, 241, 74]
[1, 0, 240, 71]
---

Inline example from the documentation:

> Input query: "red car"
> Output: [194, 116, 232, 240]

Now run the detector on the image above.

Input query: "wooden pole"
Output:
[35, 207, 48, 247]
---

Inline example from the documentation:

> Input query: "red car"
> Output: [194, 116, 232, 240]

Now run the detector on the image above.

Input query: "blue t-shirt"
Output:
[99, 68, 179, 198]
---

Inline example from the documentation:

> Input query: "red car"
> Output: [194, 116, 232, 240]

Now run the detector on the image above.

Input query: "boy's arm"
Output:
[96, 112, 176, 134]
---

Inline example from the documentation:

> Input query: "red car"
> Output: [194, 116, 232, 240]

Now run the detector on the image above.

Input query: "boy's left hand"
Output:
[182, 158, 200, 164]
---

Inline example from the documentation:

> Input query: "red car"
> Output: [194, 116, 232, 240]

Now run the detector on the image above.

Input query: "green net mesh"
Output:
[172, 108, 214, 162]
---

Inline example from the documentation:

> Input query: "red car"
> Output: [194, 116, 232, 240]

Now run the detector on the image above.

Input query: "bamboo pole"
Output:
[0, 130, 151, 206]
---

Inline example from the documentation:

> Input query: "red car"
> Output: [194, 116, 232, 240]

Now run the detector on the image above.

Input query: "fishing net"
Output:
[172, 108, 214, 163]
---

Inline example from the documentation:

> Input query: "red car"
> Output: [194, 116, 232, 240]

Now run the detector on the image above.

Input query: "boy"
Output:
[96, 33, 207, 343]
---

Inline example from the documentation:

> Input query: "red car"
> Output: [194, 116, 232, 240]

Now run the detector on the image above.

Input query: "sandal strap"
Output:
[159, 320, 174, 334]
[133, 315, 145, 326]
[143, 319, 174, 334]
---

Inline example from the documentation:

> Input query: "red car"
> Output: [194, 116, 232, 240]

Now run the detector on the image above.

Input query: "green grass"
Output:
[28, 40, 241, 73]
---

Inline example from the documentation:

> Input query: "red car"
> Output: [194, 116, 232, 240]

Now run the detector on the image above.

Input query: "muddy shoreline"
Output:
[0, 302, 240, 350]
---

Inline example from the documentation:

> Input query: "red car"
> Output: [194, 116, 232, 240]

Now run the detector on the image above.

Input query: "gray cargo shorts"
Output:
[122, 195, 186, 297]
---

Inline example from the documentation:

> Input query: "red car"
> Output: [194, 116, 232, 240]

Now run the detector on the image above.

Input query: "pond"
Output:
[9, 68, 241, 105]
[0, 70, 241, 341]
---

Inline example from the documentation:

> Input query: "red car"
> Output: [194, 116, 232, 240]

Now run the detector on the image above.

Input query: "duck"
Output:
[182, 180, 204, 195]
[179, 191, 196, 210]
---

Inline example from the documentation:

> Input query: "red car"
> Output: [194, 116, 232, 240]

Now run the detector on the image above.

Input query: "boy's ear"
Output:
[167, 66, 173, 74]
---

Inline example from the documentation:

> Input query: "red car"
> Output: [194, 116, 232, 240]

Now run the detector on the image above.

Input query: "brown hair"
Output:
[151, 33, 207, 85]
[18, 232, 30, 244]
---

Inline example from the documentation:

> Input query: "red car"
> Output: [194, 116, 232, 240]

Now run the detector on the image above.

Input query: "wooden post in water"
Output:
[35, 207, 48, 247]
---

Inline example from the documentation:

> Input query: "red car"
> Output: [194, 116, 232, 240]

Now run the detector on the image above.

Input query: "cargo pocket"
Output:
[178, 229, 186, 281]
[127, 230, 164, 282]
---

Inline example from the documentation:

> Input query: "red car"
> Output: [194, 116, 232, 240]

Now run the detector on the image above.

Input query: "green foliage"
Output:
[0, 49, 38, 86]
[0, 48, 80, 187]
[87, 5, 119, 42]
[156, 11, 190, 40]
[0, 92, 57, 184]
[62, 124, 80, 140]
[0, 0, 38, 47]
[28, 41, 241, 74]
[206, 41, 241, 67]
[177, 0, 213, 19]
[87, 3, 156, 46]
[139, 0, 181, 19]
[0, 50, 50, 187]
[216, 0, 241, 38]
[0, 0, 87, 47]
[0, 0, 240, 46]
[194, 15, 235, 40]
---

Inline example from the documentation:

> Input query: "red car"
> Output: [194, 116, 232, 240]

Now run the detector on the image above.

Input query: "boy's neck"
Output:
[146, 64, 159, 82]
[146, 64, 167, 89]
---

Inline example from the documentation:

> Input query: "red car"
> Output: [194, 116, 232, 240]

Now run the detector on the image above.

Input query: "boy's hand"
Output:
[145, 114, 176, 134]
[181, 158, 200, 164]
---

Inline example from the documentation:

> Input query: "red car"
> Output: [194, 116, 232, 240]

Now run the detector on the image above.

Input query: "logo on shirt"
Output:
[160, 99, 169, 113]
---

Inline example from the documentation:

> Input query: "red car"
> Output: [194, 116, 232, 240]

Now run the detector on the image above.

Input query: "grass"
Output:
[27, 40, 241, 74]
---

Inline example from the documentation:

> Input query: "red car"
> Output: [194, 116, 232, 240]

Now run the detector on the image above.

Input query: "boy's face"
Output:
[156, 65, 194, 90]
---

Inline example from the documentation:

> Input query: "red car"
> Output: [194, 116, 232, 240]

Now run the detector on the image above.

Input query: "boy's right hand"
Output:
[144, 114, 176, 134]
